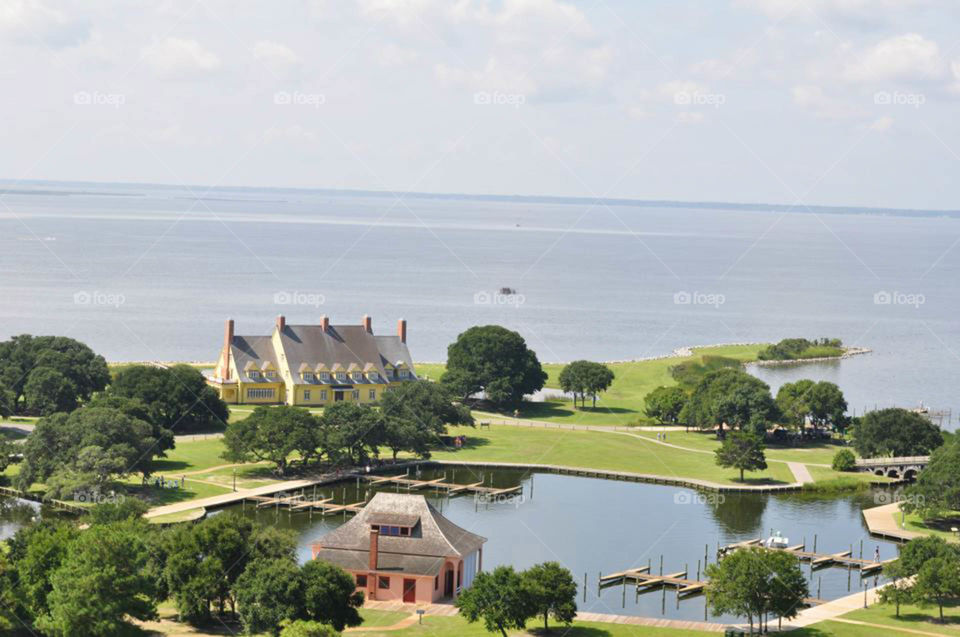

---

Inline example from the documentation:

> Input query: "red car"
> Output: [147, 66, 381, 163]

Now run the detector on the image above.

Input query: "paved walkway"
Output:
[787, 461, 814, 484]
[144, 476, 328, 518]
[861, 502, 926, 542]
[785, 582, 885, 628]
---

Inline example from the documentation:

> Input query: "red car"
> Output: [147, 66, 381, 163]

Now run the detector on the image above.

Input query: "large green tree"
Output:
[108, 364, 229, 433]
[233, 557, 304, 637]
[913, 557, 960, 622]
[223, 405, 319, 475]
[456, 566, 533, 637]
[18, 406, 159, 495]
[558, 361, 613, 409]
[378, 380, 473, 459]
[37, 521, 158, 637]
[705, 547, 808, 635]
[644, 385, 687, 425]
[442, 326, 547, 409]
[714, 431, 768, 482]
[905, 441, 960, 517]
[682, 368, 778, 435]
[0, 335, 109, 415]
[23, 367, 78, 415]
[852, 408, 943, 458]
[522, 561, 577, 632]
[774, 379, 814, 429]
[320, 402, 384, 465]
[805, 381, 848, 431]
[301, 560, 364, 631]
[9, 522, 80, 623]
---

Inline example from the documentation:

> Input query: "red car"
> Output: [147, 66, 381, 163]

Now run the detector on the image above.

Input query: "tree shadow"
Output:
[528, 627, 612, 637]
[431, 436, 491, 452]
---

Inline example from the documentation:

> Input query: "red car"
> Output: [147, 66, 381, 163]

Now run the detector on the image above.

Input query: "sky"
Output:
[1, 0, 960, 210]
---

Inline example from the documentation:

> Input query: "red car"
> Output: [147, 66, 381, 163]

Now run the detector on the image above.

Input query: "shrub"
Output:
[832, 449, 856, 472]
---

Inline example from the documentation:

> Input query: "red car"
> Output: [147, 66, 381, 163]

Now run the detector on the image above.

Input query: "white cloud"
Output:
[792, 84, 860, 119]
[252, 40, 301, 67]
[375, 43, 419, 67]
[141, 37, 221, 78]
[0, 0, 89, 47]
[675, 112, 704, 125]
[737, 0, 930, 21]
[843, 33, 945, 84]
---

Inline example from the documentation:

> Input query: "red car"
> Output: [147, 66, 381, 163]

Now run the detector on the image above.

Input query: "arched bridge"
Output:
[855, 456, 930, 480]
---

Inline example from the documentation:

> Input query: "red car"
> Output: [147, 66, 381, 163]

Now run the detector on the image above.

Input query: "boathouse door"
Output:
[403, 578, 416, 603]
[444, 567, 454, 596]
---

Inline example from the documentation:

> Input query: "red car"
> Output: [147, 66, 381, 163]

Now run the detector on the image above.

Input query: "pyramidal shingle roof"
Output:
[311, 493, 486, 576]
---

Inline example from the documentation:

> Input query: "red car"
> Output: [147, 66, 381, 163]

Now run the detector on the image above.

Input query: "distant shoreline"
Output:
[5, 177, 959, 219]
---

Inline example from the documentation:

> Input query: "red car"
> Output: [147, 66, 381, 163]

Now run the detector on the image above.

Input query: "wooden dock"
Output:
[0, 485, 88, 515]
[246, 492, 367, 514]
[356, 472, 523, 497]
[719, 539, 894, 574]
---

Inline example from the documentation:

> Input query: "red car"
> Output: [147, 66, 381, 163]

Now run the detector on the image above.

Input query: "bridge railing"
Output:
[855, 456, 930, 467]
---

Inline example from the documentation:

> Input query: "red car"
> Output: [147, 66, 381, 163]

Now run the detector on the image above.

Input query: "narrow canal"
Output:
[219, 466, 897, 624]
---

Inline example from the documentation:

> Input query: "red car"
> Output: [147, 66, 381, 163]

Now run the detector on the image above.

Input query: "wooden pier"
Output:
[356, 472, 523, 497]
[0, 485, 88, 515]
[245, 492, 368, 514]
[719, 539, 894, 574]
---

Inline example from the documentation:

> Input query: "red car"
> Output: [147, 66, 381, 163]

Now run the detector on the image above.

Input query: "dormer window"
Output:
[351, 371, 362, 382]
[265, 370, 276, 379]
[249, 371, 260, 380]
[368, 371, 379, 382]
[336, 372, 346, 381]
[398, 369, 409, 379]
[320, 372, 330, 382]
[302, 372, 314, 381]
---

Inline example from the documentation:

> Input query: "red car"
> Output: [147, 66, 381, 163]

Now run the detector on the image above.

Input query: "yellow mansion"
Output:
[207, 315, 416, 406]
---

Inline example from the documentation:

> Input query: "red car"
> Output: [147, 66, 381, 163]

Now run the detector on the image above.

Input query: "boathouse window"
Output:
[378, 576, 390, 589]
[400, 526, 410, 536]
[356, 574, 367, 587]
[435, 575, 439, 590]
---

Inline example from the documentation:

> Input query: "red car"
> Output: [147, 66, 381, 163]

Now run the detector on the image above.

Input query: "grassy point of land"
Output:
[902, 511, 960, 542]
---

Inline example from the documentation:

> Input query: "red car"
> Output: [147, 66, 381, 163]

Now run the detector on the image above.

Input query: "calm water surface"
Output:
[218, 469, 897, 624]
[2, 182, 959, 426]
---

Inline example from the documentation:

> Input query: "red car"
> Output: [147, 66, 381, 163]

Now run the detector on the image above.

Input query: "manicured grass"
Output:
[902, 511, 960, 542]
[630, 429, 848, 466]
[152, 438, 234, 474]
[351, 615, 717, 637]
[419, 344, 768, 427]
[432, 424, 797, 485]
[837, 600, 960, 635]
[358, 608, 412, 627]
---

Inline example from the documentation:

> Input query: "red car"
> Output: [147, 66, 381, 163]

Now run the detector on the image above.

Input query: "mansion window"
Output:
[320, 390, 328, 401]
[303, 390, 311, 400]
[336, 372, 346, 381]
[302, 372, 314, 381]
[369, 389, 376, 400]
[351, 372, 362, 382]
[319, 372, 330, 382]
[248, 371, 260, 380]
[352, 390, 360, 400]
[368, 372, 379, 382]
[247, 388, 274, 399]
[398, 369, 409, 379]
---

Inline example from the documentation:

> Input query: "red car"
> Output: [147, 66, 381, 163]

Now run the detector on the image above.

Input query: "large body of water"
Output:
[2, 181, 959, 427]
[217, 468, 895, 624]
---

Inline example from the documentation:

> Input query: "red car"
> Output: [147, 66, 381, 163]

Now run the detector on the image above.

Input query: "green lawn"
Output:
[837, 599, 960, 635]
[352, 615, 717, 637]
[419, 344, 768, 427]
[629, 429, 848, 466]
[432, 424, 797, 485]
[902, 511, 960, 542]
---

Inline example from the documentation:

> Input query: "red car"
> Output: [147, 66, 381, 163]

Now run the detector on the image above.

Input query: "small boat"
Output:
[765, 530, 789, 549]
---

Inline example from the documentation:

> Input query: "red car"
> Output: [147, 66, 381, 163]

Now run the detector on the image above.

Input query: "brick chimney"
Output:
[369, 528, 379, 570]
[397, 318, 407, 344]
[363, 315, 372, 333]
[221, 319, 234, 380]
[276, 315, 286, 332]
[321, 315, 329, 333]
